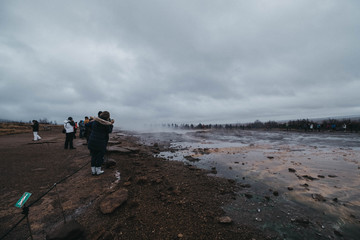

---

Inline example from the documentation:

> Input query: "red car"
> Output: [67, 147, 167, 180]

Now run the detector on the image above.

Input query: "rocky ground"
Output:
[0, 127, 271, 240]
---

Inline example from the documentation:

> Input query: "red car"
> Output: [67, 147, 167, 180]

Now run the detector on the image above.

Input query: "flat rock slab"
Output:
[100, 188, 128, 214]
[107, 145, 140, 154]
[107, 140, 122, 145]
[124, 147, 140, 153]
[107, 146, 132, 154]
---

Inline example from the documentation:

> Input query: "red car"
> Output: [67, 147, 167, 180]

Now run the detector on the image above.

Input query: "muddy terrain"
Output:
[0, 127, 269, 240]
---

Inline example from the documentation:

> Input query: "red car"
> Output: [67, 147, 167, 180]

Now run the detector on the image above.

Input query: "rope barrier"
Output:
[0, 215, 27, 240]
[0, 159, 91, 240]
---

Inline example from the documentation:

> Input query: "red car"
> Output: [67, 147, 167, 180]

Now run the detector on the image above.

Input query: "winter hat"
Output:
[100, 111, 110, 120]
[68, 117, 73, 121]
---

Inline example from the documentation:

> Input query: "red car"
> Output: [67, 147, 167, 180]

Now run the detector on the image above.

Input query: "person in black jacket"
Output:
[32, 120, 41, 141]
[87, 111, 114, 175]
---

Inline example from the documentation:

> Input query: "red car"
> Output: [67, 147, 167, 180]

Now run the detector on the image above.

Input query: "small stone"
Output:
[302, 175, 318, 181]
[273, 191, 279, 196]
[317, 175, 325, 178]
[123, 181, 131, 186]
[240, 183, 251, 188]
[218, 216, 232, 224]
[287, 187, 294, 191]
[334, 230, 343, 237]
[184, 155, 200, 162]
[244, 193, 253, 199]
[294, 218, 310, 225]
[177, 233, 184, 238]
[288, 168, 296, 173]
[328, 175, 337, 178]
[312, 193, 326, 202]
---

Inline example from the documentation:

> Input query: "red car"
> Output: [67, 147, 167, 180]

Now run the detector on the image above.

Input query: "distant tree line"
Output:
[164, 118, 360, 132]
[0, 118, 57, 125]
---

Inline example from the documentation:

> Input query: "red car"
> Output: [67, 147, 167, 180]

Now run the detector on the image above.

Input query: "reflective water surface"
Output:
[135, 129, 360, 239]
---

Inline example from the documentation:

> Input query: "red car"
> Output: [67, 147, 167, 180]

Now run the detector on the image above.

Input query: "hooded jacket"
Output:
[87, 117, 113, 151]
[64, 119, 75, 133]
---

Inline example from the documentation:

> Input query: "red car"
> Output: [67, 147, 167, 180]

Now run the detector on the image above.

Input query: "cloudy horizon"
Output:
[1, 1, 359, 129]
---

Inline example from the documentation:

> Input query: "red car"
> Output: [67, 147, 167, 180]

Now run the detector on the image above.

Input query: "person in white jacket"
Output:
[64, 117, 76, 149]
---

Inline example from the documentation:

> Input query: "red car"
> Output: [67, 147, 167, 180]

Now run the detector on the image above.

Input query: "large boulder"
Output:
[100, 188, 128, 214]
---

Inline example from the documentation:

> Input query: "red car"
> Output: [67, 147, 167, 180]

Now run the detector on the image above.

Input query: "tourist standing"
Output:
[32, 120, 41, 141]
[64, 117, 76, 149]
[87, 111, 114, 175]
[79, 120, 85, 138]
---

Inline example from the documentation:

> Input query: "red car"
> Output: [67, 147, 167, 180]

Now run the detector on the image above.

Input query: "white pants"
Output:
[33, 132, 41, 141]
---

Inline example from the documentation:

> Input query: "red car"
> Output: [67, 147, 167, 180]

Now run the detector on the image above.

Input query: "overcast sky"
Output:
[1, 0, 359, 129]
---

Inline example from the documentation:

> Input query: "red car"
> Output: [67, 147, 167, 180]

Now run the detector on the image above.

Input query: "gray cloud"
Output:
[1, 0, 360, 128]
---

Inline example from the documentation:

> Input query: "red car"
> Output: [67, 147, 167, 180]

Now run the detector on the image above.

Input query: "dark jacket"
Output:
[87, 120, 113, 151]
[32, 121, 39, 132]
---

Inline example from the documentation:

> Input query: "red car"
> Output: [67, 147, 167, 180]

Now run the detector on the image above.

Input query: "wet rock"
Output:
[244, 193, 253, 199]
[218, 216, 232, 224]
[328, 175, 338, 178]
[124, 147, 140, 153]
[312, 193, 326, 202]
[228, 179, 235, 184]
[107, 145, 132, 154]
[302, 175, 318, 181]
[187, 165, 198, 171]
[184, 155, 200, 162]
[107, 140, 122, 145]
[300, 183, 309, 187]
[317, 175, 325, 178]
[267, 156, 274, 159]
[100, 188, 128, 214]
[334, 229, 343, 237]
[293, 218, 310, 226]
[46, 219, 85, 240]
[287, 187, 294, 191]
[288, 168, 296, 173]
